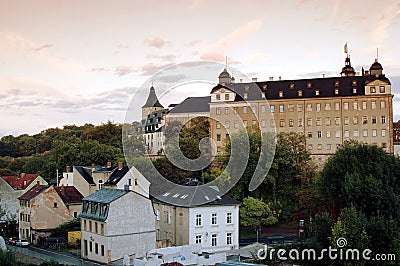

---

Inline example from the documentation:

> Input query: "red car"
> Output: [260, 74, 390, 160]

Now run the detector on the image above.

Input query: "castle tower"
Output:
[142, 85, 164, 120]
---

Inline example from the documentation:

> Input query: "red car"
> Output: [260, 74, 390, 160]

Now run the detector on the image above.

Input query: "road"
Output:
[7, 245, 108, 265]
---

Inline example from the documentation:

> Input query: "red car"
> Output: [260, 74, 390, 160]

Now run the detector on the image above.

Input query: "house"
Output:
[152, 184, 240, 253]
[0, 173, 47, 222]
[80, 188, 155, 264]
[18, 184, 83, 243]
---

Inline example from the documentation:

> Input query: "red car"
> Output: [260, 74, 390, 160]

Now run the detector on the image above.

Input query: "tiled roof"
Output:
[2, 174, 40, 190]
[18, 184, 47, 200]
[55, 186, 83, 204]
[104, 166, 130, 185]
[169, 96, 211, 113]
[82, 188, 129, 204]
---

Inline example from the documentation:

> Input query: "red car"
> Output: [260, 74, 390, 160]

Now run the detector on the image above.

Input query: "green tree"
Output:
[0, 250, 17, 266]
[51, 218, 80, 239]
[240, 196, 278, 227]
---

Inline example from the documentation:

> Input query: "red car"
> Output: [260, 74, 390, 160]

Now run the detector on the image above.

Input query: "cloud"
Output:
[144, 37, 171, 48]
[140, 63, 174, 76]
[369, 3, 399, 43]
[200, 52, 225, 62]
[115, 65, 136, 76]
[156, 74, 186, 83]
[116, 43, 129, 49]
[147, 54, 176, 62]
[201, 18, 263, 55]
[34, 44, 54, 51]
[185, 40, 201, 47]
[90, 67, 109, 72]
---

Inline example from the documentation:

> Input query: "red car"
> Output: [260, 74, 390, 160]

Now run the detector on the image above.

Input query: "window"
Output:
[307, 132, 313, 139]
[243, 93, 248, 99]
[362, 116, 368, 124]
[344, 130, 349, 138]
[95, 222, 98, 234]
[381, 129, 386, 137]
[298, 90, 303, 96]
[89, 241, 92, 253]
[372, 129, 377, 137]
[335, 130, 341, 138]
[216, 107, 221, 115]
[270, 105, 275, 113]
[91, 203, 97, 214]
[288, 104, 294, 112]
[195, 235, 202, 244]
[362, 101, 367, 109]
[297, 104, 303, 112]
[325, 118, 331, 126]
[317, 131, 322, 138]
[211, 213, 217, 225]
[101, 245, 105, 257]
[211, 234, 217, 246]
[227, 212, 233, 224]
[335, 117, 340, 125]
[216, 134, 221, 141]
[363, 130, 368, 137]
[279, 104, 284, 113]
[372, 116, 377, 124]
[95, 243, 98, 254]
[216, 122, 221, 129]
[381, 116, 386, 124]
[261, 120, 266, 128]
[101, 224, 104, 235]
[156, 210, 160, 221]
[327, 144, 332, 150]
[343, 102, 349, 110]
[280, 119, 285, 127]
[306, 104, 312, 111]
[270, 119, 276, 127]
[353, 116, 358, 125]
[53, 202, 58, 208]
[353, 102, 358, 110]
[289, 119, 294, 127]
[243, 106, 247, 113]
[298, 119, 303, 127]
[380, 101, 386, 109]
[371, 101, 376, 109]
[353, 87, 357, 94]
[261, 105, 266, 113]
[251, 106, 256, 114]
[279, 91, 283, 97]
[168, 212, 172, 224]
[335, 88, 339, 95]
[325, 103, 331, 111]
[225, 107, 229, 115]
[379, 86, 385, 93]
[307, 82, 312, 88]
[98, 180, 103, 190]
[335, 102, 340, 111]
[307, 118, 312, 126]
[308, 144, 313, 150]
[227, 233, 232, 246]
[317, 144, 322, 150]
[234, 120, 239, 129]
[316, 103, 321, 111]
[315, 90, 320, 96]
[344, 117, 349, 125]
[326, 131, 331, 138]
[216, 94, 221, 100]
[225, 94, 230, 100]
[370, 86, 376, 93]
[225, 121, 230, 129]
[83, 219, 87, 231]
[89, 221, 92, 232]
[354, 130, 359, 137]
[195, 214, 202, 226]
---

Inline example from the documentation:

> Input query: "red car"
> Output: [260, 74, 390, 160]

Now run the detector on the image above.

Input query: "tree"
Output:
[0, 250, 17, 266]
[240, 197, 278, 228]
[51, 218, 80, 239]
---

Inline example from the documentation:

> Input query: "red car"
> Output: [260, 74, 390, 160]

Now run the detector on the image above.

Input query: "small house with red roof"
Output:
[0, 173, 47, 222]
[18, 184, 83, 243]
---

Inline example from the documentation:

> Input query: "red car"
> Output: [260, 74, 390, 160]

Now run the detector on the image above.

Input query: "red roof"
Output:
[18, 184, 48, 200]
[2, 173, 40, 190]
[55, 186, 83, 204]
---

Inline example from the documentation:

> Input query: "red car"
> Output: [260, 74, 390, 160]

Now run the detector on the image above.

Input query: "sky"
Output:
[0, 0, 399, 136]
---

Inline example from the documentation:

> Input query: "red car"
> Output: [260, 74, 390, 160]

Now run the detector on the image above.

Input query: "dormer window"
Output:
[290, 83, 295, 89]
[262, 84, 267, 89]
[352, 80, 357, 86]
[261, 92, 266, 98]
[353, 88, 357, 94]
[279, 91, 283, 97]
[298, 90, 303, 97]
[244, 86, 249, 92]
[243, 93, 248, 99]
[216, 94, 221, 100]
[315, 90, 320, 96]
[307, 82, 312, 88]
[335, 81, 339, 87]
[335, 88, 339, 95]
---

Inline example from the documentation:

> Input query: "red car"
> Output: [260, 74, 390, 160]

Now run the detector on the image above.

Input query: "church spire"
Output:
[141, 84, 164, 120]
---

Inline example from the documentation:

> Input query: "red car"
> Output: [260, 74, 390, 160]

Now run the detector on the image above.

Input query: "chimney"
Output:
[91, 163, 95, 172]
[239, 78, 243, 83]
[118, 162, 123, 170]
[322, 73, 326, 78]
[269, 77, 274, 81]
[279, 76, 282, 81]
[252, 77, 257, 82]
[107, 161, 112, 168]
[20, 173, 26, 179]
[66, 166, 71, 173]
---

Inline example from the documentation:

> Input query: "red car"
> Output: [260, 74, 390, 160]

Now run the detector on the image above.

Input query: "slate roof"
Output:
[104, 166, 130, 185]
[18, 184, 47, 200]
[82, 188, 129, 204]
[168, 96, 211, 114]
[2, 174, 39, 190]
[152, 183, 241, 208]
[55, 186, 83, 204]
[142, 86, 163, 108]
[75, 165, 115, 185]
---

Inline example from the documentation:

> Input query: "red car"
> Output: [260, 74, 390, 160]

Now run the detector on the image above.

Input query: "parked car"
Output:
[44, 237, 67, 248]
[16, 239, 29, 247]
[7, 238, 17, 245]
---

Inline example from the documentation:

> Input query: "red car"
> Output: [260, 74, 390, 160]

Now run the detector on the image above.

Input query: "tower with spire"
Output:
[341, 43, 355, 76]
[142, 84, 164, 120]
